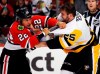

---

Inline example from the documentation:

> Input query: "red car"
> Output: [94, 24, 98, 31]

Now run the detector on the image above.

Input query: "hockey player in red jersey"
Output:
[0, 10, 66, 74]
[0, 13, 48, 74]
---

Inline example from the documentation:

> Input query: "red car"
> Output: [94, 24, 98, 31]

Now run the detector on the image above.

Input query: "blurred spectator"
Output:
[36, 0, 49, 15]
[74, 0, 87, 14]
[49, 0, 60, 17]
[64, 0, 74, 5]
[24, 0, 32, 15]
[0, 28, 3, 35]
[98, 0, 100, 9]
[8, 0, 17, 7]
[14, 0, 26, 17]
[14, 0, 32, 19]
[63, 0, 87, 14]
[0, 0, 14, 27]
[0, 28, 6, 44]
[43, 0, 52, 16]
[31, 0, 52, 16]
[31, 0, 39, 14]
[31, 0, 39, 6]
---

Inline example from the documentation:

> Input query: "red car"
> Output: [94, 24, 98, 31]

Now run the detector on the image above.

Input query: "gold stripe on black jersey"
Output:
[59, 36, 69, 49]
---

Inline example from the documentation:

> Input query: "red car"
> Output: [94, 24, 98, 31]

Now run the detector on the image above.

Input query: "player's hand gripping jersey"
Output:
[4, 15, 58, 50]
[47, 12, 95, 53]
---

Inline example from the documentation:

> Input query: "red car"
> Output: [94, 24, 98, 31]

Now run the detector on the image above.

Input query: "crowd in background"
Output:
[0, 0, 100, 45]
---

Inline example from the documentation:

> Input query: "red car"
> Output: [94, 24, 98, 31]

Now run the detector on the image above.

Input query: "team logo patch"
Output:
[18, 25, 24, 30]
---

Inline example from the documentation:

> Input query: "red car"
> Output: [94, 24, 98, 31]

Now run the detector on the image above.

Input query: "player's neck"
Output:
[90, 9, 98, 14]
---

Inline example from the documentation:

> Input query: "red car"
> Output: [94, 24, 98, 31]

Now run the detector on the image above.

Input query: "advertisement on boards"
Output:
[0, 47, 67, 74]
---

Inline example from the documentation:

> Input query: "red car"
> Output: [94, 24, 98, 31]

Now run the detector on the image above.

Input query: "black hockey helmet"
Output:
[16, 10, 31, 21]
[16, 11, 31, 24]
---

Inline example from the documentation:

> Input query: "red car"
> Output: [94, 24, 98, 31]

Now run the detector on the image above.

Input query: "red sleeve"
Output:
[0, 5, 2, 12]
[47, 17, 58, 28]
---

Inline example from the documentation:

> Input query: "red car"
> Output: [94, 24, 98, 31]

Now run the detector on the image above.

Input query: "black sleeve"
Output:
[46, 36, 63, 49]
[37, 33, 45, 41]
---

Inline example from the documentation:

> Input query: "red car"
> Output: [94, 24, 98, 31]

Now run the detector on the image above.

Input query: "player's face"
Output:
[87, 0, 97, 12]
[60, 10, 70, 22]
[22, 18, 32, 28]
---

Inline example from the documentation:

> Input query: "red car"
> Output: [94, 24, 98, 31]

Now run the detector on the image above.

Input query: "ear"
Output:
[68, 14, 73, 17]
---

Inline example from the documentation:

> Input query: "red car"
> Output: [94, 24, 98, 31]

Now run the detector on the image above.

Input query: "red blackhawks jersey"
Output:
[4, 15, 58, 50]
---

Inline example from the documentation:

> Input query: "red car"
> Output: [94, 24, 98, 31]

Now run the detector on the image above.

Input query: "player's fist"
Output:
[57, 22, 66, 29]
[43, 28, 50, 36]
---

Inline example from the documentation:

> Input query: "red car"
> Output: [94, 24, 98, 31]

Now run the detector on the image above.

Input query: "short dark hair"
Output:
[60, 3, 76, 16]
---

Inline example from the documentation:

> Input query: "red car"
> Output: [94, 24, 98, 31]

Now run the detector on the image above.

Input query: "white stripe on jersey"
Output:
[4, 41, 23, 50]
[44, 16, 49, 27]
